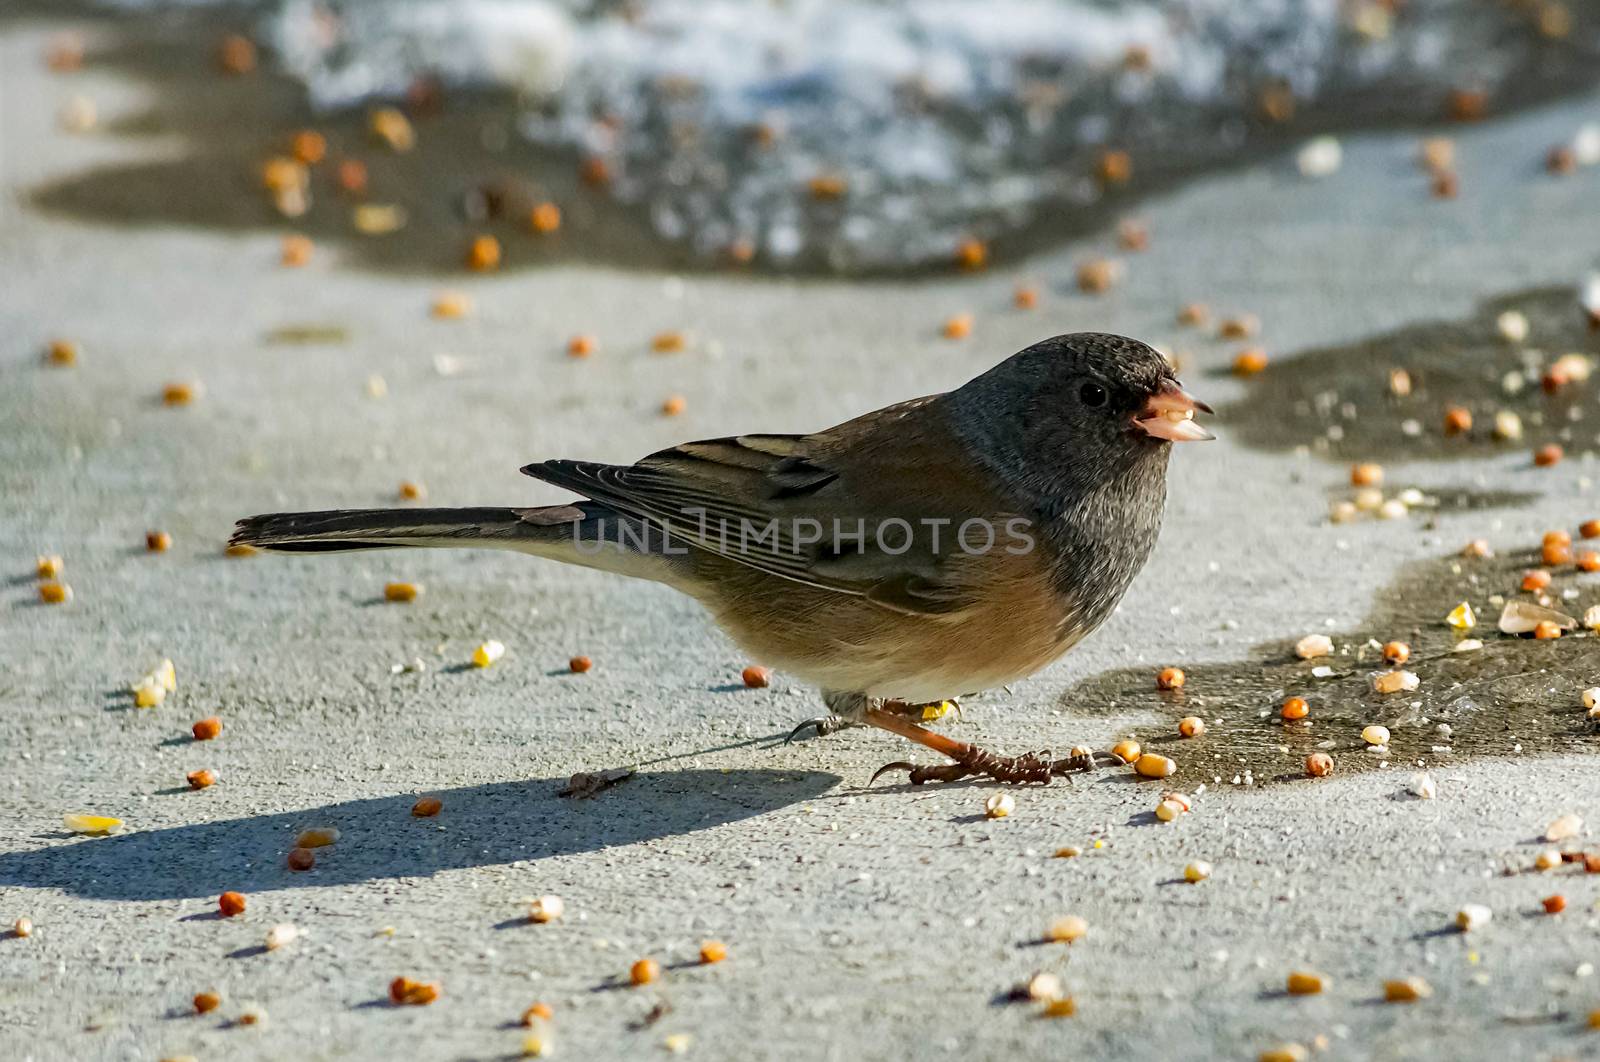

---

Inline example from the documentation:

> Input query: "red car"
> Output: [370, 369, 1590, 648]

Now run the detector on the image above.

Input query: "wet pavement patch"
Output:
[1061, 537, 1599, 790]
[1220, 287, 1599, 464]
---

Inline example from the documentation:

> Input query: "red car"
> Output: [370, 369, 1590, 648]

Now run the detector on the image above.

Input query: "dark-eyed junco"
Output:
[233, 332, 1211, 783]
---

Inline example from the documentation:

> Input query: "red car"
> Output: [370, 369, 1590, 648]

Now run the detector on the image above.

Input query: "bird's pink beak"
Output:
[1134, 380, 1214, 442]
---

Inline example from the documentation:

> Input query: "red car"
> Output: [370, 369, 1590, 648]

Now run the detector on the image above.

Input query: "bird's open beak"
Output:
[1134, 380, 1214, 442]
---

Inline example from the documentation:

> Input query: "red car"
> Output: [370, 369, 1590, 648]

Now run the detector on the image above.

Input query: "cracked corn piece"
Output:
[63, 814, 121, 835]
[472, 640, 505, 668]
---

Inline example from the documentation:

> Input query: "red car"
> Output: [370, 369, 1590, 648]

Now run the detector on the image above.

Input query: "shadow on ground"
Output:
[0, 768, 839, 901]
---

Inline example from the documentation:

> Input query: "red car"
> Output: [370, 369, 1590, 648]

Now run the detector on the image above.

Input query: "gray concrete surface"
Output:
[3, 15, 1600, 1062]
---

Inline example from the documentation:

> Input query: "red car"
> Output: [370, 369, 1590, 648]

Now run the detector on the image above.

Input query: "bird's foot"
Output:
[869, 744, 1123, 786]
[786, 698, 958, 744]
[784, 714, 858, 744]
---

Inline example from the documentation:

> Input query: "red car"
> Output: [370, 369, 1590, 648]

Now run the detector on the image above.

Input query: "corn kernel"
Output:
[1259, 1046, 1308, 1062]
[1134, 753, 1176, 779]
[1155, 799, 1185, 822]
[1178, 716, 1205, 738]
[280, 235, 313, 267]
[1373, 670, 1418, 695]
[942, 314, 973, 340]
[1156, 667, 1185, 690]
[1534, 849, 1563, 871]
[13, 917, 34, 938]
[218, 891, 247, 917]
[192, 716, 221, 741]
[36, 555, 63, 579]
[569, 655, 593, 674]
[412, 796, 443, 817]
[1384, 976, 1431, 1002]
[466, 235, 501, 271]
[399, 480, 426, 501]
[1286, 970, 1328, 995]
[187, 769, 216, 790]
[1025, 971, 1062, 1001]
[384, 582, 421, 603]
[1445, 602, 1476, 629]
[1014, 285, 1039, 309]
[472, 640, 505, 668]
[193, 991, 220, 1014]
[133, 680, 165, 708]
[529, 202, 561, 234]
[226, 542, 258, 557]
[1111, 739, 1141, 763]
[1294, 634, 1332, 659]
[630, 958, 660, 985]
[388, 976, 439, 1005]
[1381, 641, 1409, 665]
[431, 292, 471, 319]
[1305, 752, 1334, 777]
[39, 582, 72, 605]
[162, 381, 201, 406]
[661, 395, 687, 417]
[652, 330, 687, 353]
[63, 814, 121, 835]
[1232, 349, 1269, 375]
[1443, 407, 1472, 435]
[1533, 620, 1562, 640]
[1361, 725, 1391, 746]
[1544, 894, 1567, 914]
[1350, 462, 1383, 487]
[145, 530, 172, 552]
[985, 792, 1015, 819]
[369, 107, 415, 152]
[1545, 813, 1582, 841]
[45, 339, 78, 366]
[521, 1002, 554, 1026]
[664, 1033, 693, 1054]
[741, 666, 771, 688]
[1455, 903, 1491, 931]
[699, 940, 728, 964]
[1076, 259, 1117, 294]
[295, 827, 339, 848]
[1184, 861, 1212, 883]
[1041, 997, 1077, 1018]
[1177, 303, 1209, 327]
[1534, 443, 1563, 467]
[567, 334, 597, 357]
[1047, 915, 1087, 943]
[1280, 697, 1309, 721]
[218, 34, 256, 74]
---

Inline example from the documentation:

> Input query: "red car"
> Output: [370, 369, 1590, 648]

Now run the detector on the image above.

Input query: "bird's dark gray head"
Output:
[943, 332, 1213, 502]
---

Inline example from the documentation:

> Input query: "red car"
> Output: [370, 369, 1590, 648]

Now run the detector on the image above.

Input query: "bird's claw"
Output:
[784, 714, 853, 745]
[869, 745, 1124, 786]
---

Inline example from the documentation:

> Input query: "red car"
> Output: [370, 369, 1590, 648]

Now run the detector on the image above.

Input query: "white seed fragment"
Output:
[528, 895, 565, 923]
[264, 923, 300, 951]
[1295, 634, 1333, 660]
[1445, 602, 1476, 629]
[1155, 799, 1185, 822]
[1377, 499, 1408, 521]
[1329, 500, 1359, 524]
[984, 792, 1015, 819]
[1184, 861, 1212, 883]
[1373, 671, 1418, 695]
[1453, 639, 1483, 652]
[1296, 136, 1342, 178]
[1408, 772, 1436, 799]
[1492, 410, 1523, 441]
[472, 640, 506, 668]
[1586, 606, 1600, 631]
[1455, 904, 1492, 932]
[1362, 725, 1391, 746]
[1047, 915, 1088, 943]
[1534, 849, 1563, 871]
[1546, 813, 1583, 842]
[1582, 688, 1600, 710]
[1353, 488, 1384, 512]
[1496, 310, 1529, 343]
[1498, 601, 1576, 635]
[1026, 971, 1063, 1001]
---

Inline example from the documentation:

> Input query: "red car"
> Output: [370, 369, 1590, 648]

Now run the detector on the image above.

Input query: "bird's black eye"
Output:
[1078, 381, 1107, 407]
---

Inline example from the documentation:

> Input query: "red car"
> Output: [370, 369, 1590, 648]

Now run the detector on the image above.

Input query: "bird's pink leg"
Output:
[864, 705, 1122, 786]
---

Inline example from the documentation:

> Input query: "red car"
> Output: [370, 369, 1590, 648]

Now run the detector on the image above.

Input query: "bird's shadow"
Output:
[0, 768, 839, 902]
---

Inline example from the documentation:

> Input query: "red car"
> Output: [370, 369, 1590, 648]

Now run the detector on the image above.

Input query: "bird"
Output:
[231, 332, 1212, 785]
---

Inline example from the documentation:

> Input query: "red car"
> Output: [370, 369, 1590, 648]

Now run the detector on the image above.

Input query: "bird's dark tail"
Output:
[230, 505, 588, 554]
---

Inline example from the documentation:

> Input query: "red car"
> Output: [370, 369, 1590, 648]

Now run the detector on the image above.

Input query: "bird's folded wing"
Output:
[520, 423, 996, 615]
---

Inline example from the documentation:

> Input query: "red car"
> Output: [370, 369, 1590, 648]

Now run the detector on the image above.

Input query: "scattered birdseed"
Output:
[236, 1004, 266, 1026]
[1534, 444, 1563, 468]
[741, 666, 771, 688]
[1454, 904, 1492, 932]
[630, 959, 661, 986]
[294, 827, 338, 849]
[352, 204, 407, 235]
[652, 330, 687, 353]
[35, 555, 63, 579]
[1522, 569, 1552, 592]
[1499, 601, 1575, 635]
[1155, 799, 1185, 822]
[1232, 349, 1269, 376]
[369, 107, 415, 152]
[1135, 753, 1176, 779]
[567, 655, 593, 674]
[63, 814, 120, 835]
[1111, 740, 1141, 763]
[431, 292, 471, 319]
[664, 1033, 693, 1054]
[142, 530, 174, 554]
[1534, 849, 1563, 871]
[1156, 667, 1185, 690]
[1294, 634, 1333, 659]
[162, 382, 201, 406]
[528, 895, 564, 923]
[1258, 1045, 1308, 1062]
[985, 792, 1015, 819]
[1286, 970, 1328, 995]
[38, 582, 71, 605]
[1582, 688, 1600, 710]
[398, 481, 425, 501]
[942, 313, 974, 339]
[466, 235, 502, 271]
[1178, 716, 1205, 738]
[264, 923, 299, 950]
[186, 769, 216, 790]
[1177, 303, 1209, 327]
[1305, 752, 1334, 778]
[1546, 814, 1583, 842]
[1442, 406, 1472, 435]
[1025, 971, 1063, 1001]
[1184, 861, 1212, 883]
[699, 940, 728, 964]
[1373, 671, 1418, 695]
[384, 582, 421, 603]
[1361, 725, 1391, 747]
[280, 235, 313, 267]
[1281, 697, 1309, 721]
[218, 33, 256, 74]
[13, 917, 34, 938]
[1542, 895, 1566, 914]
[521, 1003, 555, 1026]
[1013, 285, 1039, 310]
[568, 334, 596, 357]
[218, 892, 247, 917]
[192, 716, 221, 741]
[1384, 977, 1432, 1002]
[529, 202, 562, 234]
[1040, 997, 1077, 1018]
[1543, 540, 1573, 566]
[954, 238, 987, 270]
[388, 976, 439, 1005]
[1295, 136, 1342, 178]
[1533, 620, 1563, 640]
[412, 797, 443, 817]
[1218, 314, 1259, 339]
[1055, 846, 1083, 859]
[1586, 606, 1600, 631]
[1381, 641, 1409, 666]
[1461, 539, 1492, 559]
[193, 992, 220, 1014]
[1048, 916, 1087, 943]
[1349, 463, 1383, 487]
[1445, 602, 1476, 629]
[1117, 219, 1149, 251]
[1075, 260, 1118, 294]
[286, 847, 314, 871]
[472, 640, 505, 668]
